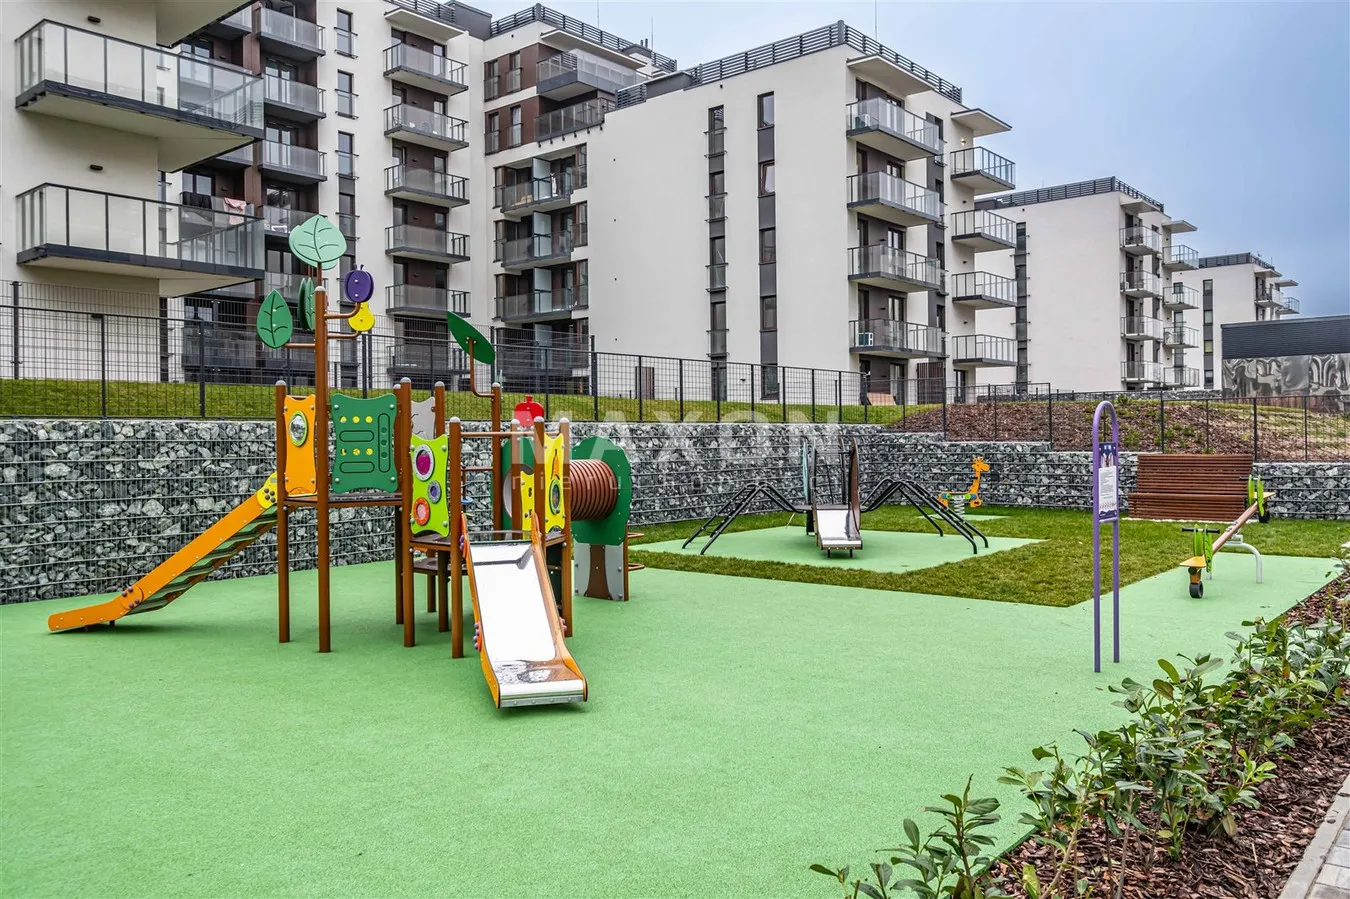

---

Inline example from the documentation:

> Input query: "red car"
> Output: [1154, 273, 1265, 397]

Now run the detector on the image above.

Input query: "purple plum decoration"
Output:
[344, 267, 374, 304]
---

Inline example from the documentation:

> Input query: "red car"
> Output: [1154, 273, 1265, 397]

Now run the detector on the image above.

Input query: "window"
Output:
[760, 295, 777, 331]
[182, 171, 214, 197]
[709, 171, 725, 195]
[888, 295, 905, 321]
[393, 262, 407, 285]
[1203, 309, 1214, 325]
[757, 92, 774, 128]
[1203, 340, 1214, 354]
[710, 300, 726, 330]
[266, 123, 297, 144]
[338, 182, 355, 216]
[335, 10, 354, 56]
[508, 105, 522, 147]
[339, 254, 355, 278]
[393, 204, 407, 226]
[759, 228, 776, 264]
[759, 160, 775, 195]
[338, 131, 355, 176]
[338, 132, 353, 154]
[265, 59, 296, 80]
[266, 184, 299, 208]
[710, 236, 727, 265]
[434, 267, 447, 289]
[575, 202, 588, 246]
[485, 59, 499, 99]
[337, 71, 355, 116]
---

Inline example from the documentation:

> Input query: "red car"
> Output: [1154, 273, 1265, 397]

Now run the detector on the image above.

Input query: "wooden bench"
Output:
[1128, 454, 1253, 522]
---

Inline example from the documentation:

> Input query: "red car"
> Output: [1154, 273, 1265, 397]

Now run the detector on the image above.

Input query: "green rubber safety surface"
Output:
[645, 525, 1038, 573]
[0, 556, 1333, 898]
[959, 513, 1006, 521]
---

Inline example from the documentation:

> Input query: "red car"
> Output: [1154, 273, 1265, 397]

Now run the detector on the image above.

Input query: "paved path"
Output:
[1282, 773, 1350, 899]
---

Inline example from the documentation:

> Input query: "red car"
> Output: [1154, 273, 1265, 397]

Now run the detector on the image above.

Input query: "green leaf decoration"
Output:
[446, 312, 495, 365]
[288, 215, 347, 269]
[300, 277, 315, 330]
[256, 290, 294, 349]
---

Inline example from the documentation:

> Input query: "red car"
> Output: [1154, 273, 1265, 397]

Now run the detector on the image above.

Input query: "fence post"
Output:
[93, 313, 108, 418]
[1303, 394, 1309, 462]
[196, 316, 206, 418]
[10, 281, 19, 380]
[1251, 398, 1259, 460]
[677, 358, 684, 421]
[835, 373, 841, 422]
[993, 393, 999, 441]
[1158, 398, 1165, 453]
[941, 388, 948, 438]
[590, 348, 599, 421]
[636, 354, 643, 422]
[1047, 392, 1054, 448]
[749, 366, 756, 421]
[780, 369, 787, 423]
[716, 369, 722, 422]
[810, 369, 816, 423]
[1205, 398, 1210, 453]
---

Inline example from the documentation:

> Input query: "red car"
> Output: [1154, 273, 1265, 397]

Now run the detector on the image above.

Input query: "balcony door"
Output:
[889, 294, 906, 323]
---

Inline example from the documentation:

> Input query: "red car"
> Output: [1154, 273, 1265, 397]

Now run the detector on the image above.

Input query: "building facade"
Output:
[1220, 315, 1349, 396]
[1177, 253, 1300, 389]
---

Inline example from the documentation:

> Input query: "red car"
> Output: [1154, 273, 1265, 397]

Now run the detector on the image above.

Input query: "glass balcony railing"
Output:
[950, 271, 1015, 305]
[950, 209, 1017, 247]
[385, 165, 468, 202]
[845, 98, 944, 156]
[15, 183, 263, 275]
[384, 103, 468, 146]
[386, 285, 470, 316]
[847, 172, 943, 222]
[950, 334, 1016, 364]
[1122, 360, 1163, 383]
[337, 213, 357, 240]
[1164, 244, 1198, 268]
[260, 141, 325, 179]
[499, 231, 577, 266]
[851, 319, 945, 356]
[848, 245, 944, 291]
[1162, 324, 1199, 348]
[258, 8, 325, 55]
[536, 99, 611, 141]
[385, 225, 469, 259]
[536, 52, 642, 94]
[496, 332, 590, 373]
[1120, 270, 1162, 297]
[1120, 226, 1162, 254]
[264, 272, 307, 297]
[707, 127, 725, 155]
[337, 150, 357, 177]
[707, 328, 728, 356]
[336, 27, 355, 56]
[263, 206, 317, 234]
[707, 263, 727, 290]
[1121, 316, 1163, 341]
[949, 147, 1015, 189]
[263, 75, 324, 114]
[707, 193, 726, 221]
[495, 171, 580, 213]
[1165, 282, 1199, 309]
[15, 21, 263, 133]
[496, 286, 588, 321]
[1162, 367, 1201, 388]
[383, 43, 467, 90]
[336, 89, 356, 117]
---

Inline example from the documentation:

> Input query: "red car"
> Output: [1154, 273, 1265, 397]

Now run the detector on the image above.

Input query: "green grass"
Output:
[0, 555, 1334, 897]
[0, 377, 933, 424]
[633, 506, 1349, 607]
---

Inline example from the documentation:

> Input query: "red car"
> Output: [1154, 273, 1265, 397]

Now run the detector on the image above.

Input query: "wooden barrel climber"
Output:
[569, 458, 618, 522]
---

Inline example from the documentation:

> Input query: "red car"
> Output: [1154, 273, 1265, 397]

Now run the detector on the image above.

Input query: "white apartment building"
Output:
[1177, 253, 1300, 390]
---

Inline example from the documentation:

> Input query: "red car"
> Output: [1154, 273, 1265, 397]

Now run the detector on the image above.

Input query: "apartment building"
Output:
[1177, 253, 1300, 389]
[973, 177, 1209, 392]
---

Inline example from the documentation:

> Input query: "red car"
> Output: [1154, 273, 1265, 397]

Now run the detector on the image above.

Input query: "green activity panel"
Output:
[572, 437, 632, 547]
[447, 312, 495, 365]
[409, 435, 450, 537]
[331, 394, 398, 494]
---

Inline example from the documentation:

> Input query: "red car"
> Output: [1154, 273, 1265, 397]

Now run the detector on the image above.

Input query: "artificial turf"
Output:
[0, 551, 1335, 898]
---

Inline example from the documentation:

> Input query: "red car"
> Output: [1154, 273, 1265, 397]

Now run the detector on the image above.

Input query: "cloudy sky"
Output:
[473, 0, 1349, 317]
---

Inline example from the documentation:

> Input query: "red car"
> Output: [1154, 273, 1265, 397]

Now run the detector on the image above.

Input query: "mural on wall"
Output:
[1224, 353, 1350, 397]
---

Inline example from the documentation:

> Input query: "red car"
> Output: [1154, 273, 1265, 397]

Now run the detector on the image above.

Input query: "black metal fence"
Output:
[1, 294, 1346, 461]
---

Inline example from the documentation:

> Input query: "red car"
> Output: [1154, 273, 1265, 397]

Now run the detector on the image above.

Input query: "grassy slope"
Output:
[633, 506, 1347, 607]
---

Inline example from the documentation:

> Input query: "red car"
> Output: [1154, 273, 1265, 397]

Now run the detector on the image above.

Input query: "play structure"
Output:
[684, 439, 986, 557]
[45, 215, 636, 709]
[938, 456, 989, 517]
[1179, 476, 1273, 598]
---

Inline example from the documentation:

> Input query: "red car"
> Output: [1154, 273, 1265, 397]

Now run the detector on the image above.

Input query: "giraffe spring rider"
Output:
[938, 456, 990, 517]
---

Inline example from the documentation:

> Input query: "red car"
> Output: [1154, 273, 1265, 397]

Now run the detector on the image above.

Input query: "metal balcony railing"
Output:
[950, 334, 1016, 363]
[845, 98, 944, 156]
[384, 104, 468, 145]
[15, 21, 264, 133]
[536, 99, 611, 141]
[495, 286, 588, 321]
[950, 209, 1016, 246]
[1120, 270, 1162, 296]
[495, 170, 580, 212]
[385, 165, 468, 202]
[1165, 282, 1199, 309]
[1122, 360, 1163, 383]
[386, 284, 470, 315]
[949, 146, 1016, 188]
[1164, 244, 1198, 268]
[260, 141, 325, 179]
[847, 172, 942, 221]
[536, 52, 643, 93]
[848, 245, 944, 291]
[1121, 316, 1163, 341]
[950, 271, 1015, 305]
[1162, 367, 1201, 388]
[1278, 296, 1300, 314]
[384, 43, 467, 89]
[1162, 324, 1199, 348]
[499, 231, 576, 266]
[1120, 226, 1162, 253]
[385, 224, 469, 258]
[259, 8, 324, 54]
[850, 319, 945, 356]
[263, 75, 324, 114]
[16, 184, 263, 273]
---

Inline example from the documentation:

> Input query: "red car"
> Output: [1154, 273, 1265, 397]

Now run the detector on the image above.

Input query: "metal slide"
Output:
[462, 527, 587, 708]
[48, 474, 281, 632]
[813, 505, 862, 555]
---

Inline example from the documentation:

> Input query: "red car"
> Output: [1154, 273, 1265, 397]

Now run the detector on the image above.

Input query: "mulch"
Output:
[992, 574, 1350, 899]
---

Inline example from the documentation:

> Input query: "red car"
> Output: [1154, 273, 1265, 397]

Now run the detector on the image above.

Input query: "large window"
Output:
[335, 10, 354, 56]
[759, 161, 775, 195]
[182, 171, 214, 197]
[757, 92, 774, 128]
[337, 71, 355, 117]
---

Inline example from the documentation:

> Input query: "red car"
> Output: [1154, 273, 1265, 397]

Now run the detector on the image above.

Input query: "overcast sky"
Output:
[474, 0, 1349, 318]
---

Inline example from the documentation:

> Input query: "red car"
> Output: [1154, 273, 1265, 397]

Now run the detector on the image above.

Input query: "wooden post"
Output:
[559, 418, 573, 637]
[396, 378, 415, 648]
[314, 279, 333, 653]
[447, 418, 463, 656]
[274, 381, 291, 643]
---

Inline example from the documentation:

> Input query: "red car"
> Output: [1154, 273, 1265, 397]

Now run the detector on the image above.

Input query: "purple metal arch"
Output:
[1092, 400, 1121, 673]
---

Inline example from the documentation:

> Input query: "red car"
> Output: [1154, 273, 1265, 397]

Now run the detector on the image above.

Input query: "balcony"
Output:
[204, 143, 256, 169]
[496, 333, 591, 375]
[14, 21, 263, 172]
[1255, 286, 1284, 309]
[1164, 282, 1199, 311]
[484, 68, 523, 101]
[15, 184, 263, 295]
[536, 99, 611, 142]
[384, 165, 469, 208]
[495, 287, 588, 323]
[499, 231, 578, 271]
[951, 334, 1017, 368]
[385, 225, 469, 264]
[264, 272, 307, 298]
[950, 210, 1016, 252]
[1120, 270, 1162, 299]
[262, 206, 318, 238]
[949, 147, 1015, 194]
[258, 7, 325, 61]
[384, 103, 469, 152]
[536, 52, 642, 101]
[181, 323, 257, 371]
[1121, 316, 1163, 342]
[850, 319, 944, 359]
[1122, 360, 1163, 385]
[200, 279, 258, 300]
[385, 285, 471, 319]
[384, 43, 468, 95]
[158, 0, 258, 46]
[1162, 324, 1199, 349]
[1120, 226, 1161, 255]
[383, 0, 467, 43]
[199, 6, 253, 40]
[1162, 367, 1201, 389]
[389, 342, 468, 385]
[263, 75, 325, 122]
[1163, 244, 1198, 271]
[259, 141, 326, 184]
[950, 271, 1016, 310]
[847, 245, 944, 293]
[1277, 295, 1300, 315]
[496, 171, 581, 218]
[846, 172, 943, 227]
[845, 98, 944, 161]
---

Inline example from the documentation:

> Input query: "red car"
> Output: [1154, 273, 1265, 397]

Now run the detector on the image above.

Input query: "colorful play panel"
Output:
[0, 553, 1334, 897]
[647, 525, 1038, 573]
